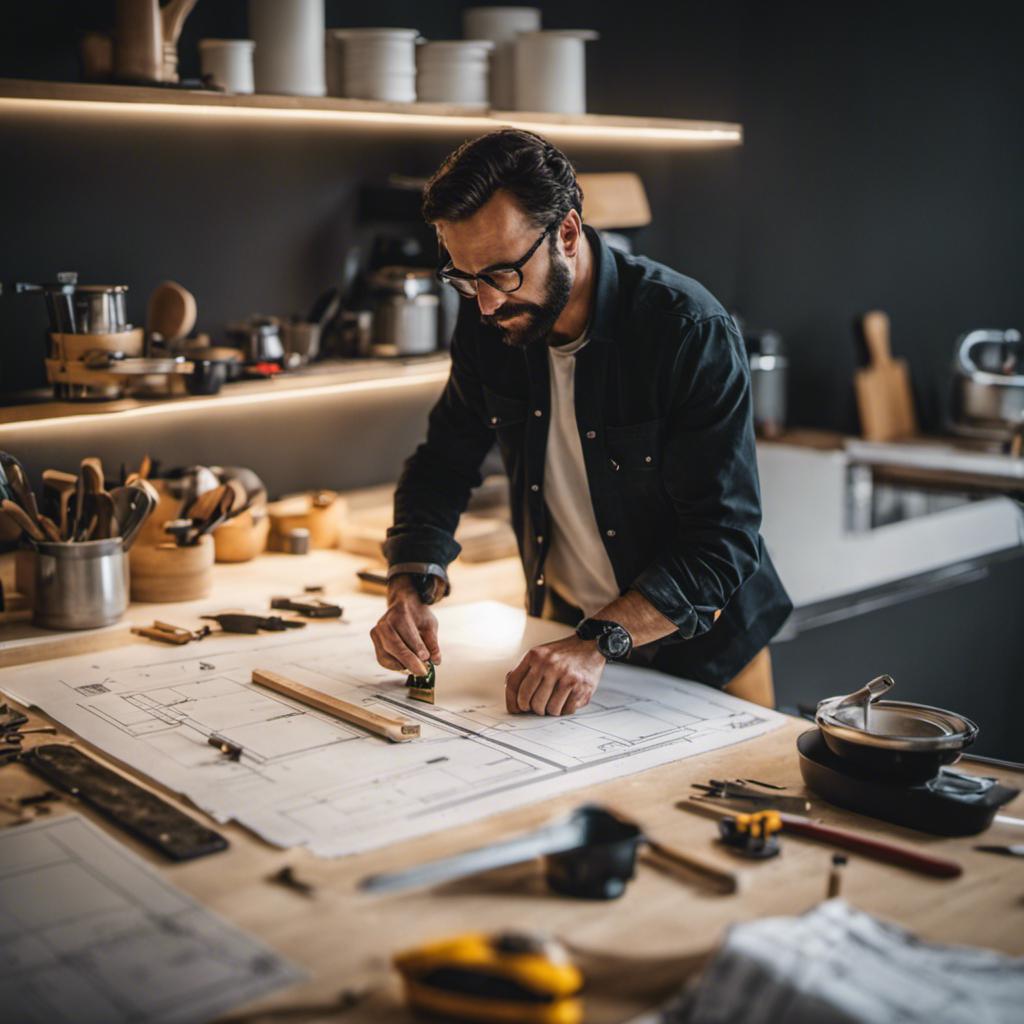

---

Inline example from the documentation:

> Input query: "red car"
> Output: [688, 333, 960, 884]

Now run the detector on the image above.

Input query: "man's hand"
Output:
[370, 575, 442, 676]
[505, 635, 607, 716]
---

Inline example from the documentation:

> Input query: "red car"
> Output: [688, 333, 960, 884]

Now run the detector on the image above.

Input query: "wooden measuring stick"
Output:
[252, 669, 419, 743]
[645, 837, 741, 893]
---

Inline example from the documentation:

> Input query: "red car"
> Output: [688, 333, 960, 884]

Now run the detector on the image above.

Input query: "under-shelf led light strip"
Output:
[0, 95, 742, 145]
[0, 366, 452, 435]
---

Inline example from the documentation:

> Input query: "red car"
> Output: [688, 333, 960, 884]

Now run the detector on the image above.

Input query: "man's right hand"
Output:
[370, 574, 442, 676]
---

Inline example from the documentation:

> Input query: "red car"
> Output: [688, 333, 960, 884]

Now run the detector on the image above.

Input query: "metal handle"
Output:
[956, 329, 1024, 381]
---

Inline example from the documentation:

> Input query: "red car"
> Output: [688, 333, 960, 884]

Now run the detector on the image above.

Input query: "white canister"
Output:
[198, 39, 255, 94]
[417, 40, 494, 106]
[333, 28, 418, 102]
[248, 0, 325, 96]
[514, 29, 598, 114]
[462, 6, 540, 109]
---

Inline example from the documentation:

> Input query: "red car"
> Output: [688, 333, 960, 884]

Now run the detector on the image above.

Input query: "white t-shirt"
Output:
[543, 333, 620, 617]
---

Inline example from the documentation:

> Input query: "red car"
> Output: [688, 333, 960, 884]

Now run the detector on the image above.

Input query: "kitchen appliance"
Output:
[114, 0, 200, 84]
[798, 675, 1018, 835]
[949, 328, 1024, 445]
[369, 267, 439, 356]
[16, 274, 128, 335]
[224, 316, 286, 363]
[744, 328, 788, 438]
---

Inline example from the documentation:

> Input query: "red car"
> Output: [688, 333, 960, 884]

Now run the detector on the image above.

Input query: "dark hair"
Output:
[422, 128, 583, 230]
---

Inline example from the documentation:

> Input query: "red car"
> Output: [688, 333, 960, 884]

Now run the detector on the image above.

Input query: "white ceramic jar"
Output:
[332, 28, 419, 103]
[198, 39, 256, 94]
[417, 40, 494, 106]
[514, 29, 598, 114]
[248, 0, 325, 96]
[462, 6, 540, 109]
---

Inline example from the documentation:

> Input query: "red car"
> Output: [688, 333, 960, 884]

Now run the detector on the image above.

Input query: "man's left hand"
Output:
[505, 635, 607, 716]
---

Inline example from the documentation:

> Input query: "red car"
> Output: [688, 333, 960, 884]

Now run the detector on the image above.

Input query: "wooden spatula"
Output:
[854, 311, 918, 441]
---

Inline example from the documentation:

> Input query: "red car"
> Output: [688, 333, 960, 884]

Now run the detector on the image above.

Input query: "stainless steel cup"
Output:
[32, 539, 129, 630]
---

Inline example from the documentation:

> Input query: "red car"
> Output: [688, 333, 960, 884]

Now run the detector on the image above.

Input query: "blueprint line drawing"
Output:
[0, 602, 786, 857]
[0, 814, 304, 1024]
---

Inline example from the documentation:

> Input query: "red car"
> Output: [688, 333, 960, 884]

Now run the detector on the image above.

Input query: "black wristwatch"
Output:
[407, 573, 440, 606]
[575, 618, 633, 661]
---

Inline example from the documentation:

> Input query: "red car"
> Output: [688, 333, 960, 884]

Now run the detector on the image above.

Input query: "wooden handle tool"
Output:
[1, 499, 45, 542]
[43, 469, 78, 540]
[252, 669, 419, 742]
[644, 837, 741, 893]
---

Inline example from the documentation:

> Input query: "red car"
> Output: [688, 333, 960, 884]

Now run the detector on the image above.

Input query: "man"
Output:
[370, 128, 792, 716]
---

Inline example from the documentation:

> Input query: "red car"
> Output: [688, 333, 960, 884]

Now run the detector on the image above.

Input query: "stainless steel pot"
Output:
[950, 329, 1024, 437]
[370, 267, 439, 355]
[15, 273, 130, 334]
[815, 675, 978, 783]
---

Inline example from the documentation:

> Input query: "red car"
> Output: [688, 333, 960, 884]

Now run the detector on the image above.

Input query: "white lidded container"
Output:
[514, 29, 598, 113]
[416, 40, 494, 106]
[462, 6, 540, 109]
[331, 28, 419, 102]
[198, 39, 256, 94]
[248, 0, 325, 96]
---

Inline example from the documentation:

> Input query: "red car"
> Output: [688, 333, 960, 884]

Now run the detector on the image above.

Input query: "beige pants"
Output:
[723, 647, 775, 708]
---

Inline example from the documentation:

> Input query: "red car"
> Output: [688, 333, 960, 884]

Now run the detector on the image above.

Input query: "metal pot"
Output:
[815, 675, 978, 783]
[15, 273, 130, 334]
[369, 267, 439, 355]
[32, 538, 130, 630]
[950, 329, 1024, 438]
[225, 317, 286, 363]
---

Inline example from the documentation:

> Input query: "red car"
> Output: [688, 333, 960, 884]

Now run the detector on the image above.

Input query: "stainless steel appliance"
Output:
[15, 273, 129, 335]
[369, 267, 439, 356]
[745, 329, 788, 438]
[950, 328, 1024, 445]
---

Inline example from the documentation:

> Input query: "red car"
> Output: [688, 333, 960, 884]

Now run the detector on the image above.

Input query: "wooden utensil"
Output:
[146, 281, 196, 340]
[42, 469, 78, 540]
[854, 311, 918, 441]
[1, 499, 45, 542]
[3, 462, 59, 541]
[252, 669, 419, 743]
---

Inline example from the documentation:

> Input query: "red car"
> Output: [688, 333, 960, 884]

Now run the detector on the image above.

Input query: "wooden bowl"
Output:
[130, 534, 214, 603]
[213, 509, 270, 563]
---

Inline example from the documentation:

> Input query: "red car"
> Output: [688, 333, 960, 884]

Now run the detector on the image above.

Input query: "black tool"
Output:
[270, 596, 343, 618]
[692, 779, 810, 815]
[201, 613, 306, 634]
[406, 660, 436, 704]
[23, 744, 228, 860]
[974, 844, 1024, 857]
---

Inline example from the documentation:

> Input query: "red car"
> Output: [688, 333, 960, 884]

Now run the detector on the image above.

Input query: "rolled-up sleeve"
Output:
[383, 309, 497, 570]
[631, 314, 762, 640]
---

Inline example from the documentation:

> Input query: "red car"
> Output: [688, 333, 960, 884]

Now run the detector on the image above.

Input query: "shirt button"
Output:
[536, 534, 543, 544]
[645, 456, 652, 463]
[534, 409, 543, 417]
[606, 529, 616, 537]
[531, 484, 539, 491]
[490, 416, 499, 424]
[586, 430, 596, 439]
[536, 576, 545, 586]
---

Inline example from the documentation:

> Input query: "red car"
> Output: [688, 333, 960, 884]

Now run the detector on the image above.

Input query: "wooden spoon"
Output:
[1, 499, 45, 542]
[42, 469, 78, 540]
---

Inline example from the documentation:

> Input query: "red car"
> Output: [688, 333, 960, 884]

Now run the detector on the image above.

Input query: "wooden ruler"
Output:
[251, 669, 419, 743]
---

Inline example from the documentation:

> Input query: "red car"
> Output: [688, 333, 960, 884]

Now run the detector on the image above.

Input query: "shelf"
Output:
[0, 355, 452, 433]
[0, 78, 742, 147]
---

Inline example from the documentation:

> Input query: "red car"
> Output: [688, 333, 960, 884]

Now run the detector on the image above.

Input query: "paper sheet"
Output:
[0, 814, 304, 1024]
[1, 601, 785, 857]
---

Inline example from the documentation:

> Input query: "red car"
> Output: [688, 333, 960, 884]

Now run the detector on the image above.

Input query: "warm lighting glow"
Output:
[0, 366, 452, 434]
[0, 94, 743, 147]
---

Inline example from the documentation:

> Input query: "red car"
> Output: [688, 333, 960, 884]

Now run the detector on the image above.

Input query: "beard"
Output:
[480, 246, 574, 350]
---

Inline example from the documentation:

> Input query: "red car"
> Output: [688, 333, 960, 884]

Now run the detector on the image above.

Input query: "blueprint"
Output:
[1, 602, 786, 857]
[0, 814, 304, 1024]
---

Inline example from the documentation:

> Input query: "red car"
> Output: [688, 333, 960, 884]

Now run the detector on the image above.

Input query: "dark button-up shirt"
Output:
[384, 226, 792, 688]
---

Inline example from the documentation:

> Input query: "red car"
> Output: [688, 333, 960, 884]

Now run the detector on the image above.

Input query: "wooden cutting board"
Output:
[854, 310, 918, 441]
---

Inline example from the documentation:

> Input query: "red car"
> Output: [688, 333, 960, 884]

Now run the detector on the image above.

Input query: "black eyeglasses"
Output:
[436, 223, 558, 298]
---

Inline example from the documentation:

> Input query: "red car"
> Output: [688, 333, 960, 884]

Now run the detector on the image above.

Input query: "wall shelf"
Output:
[0, 78, 742, 147]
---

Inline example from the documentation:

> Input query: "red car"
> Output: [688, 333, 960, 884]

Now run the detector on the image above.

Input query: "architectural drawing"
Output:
[0, 814, 303, 1024]
[1, 602, 785, 857]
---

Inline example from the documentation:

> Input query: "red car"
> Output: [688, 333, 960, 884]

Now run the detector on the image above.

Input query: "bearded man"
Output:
[370, 128, 792, 715]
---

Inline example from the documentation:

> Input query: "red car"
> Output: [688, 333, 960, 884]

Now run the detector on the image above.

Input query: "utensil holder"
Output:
[213, 509, 270, 562]
[130, 534, 214, 603]
[32, 539, 130, 630]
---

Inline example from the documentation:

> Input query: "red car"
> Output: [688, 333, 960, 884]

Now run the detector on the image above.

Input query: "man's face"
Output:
[438, 191, 574, 349]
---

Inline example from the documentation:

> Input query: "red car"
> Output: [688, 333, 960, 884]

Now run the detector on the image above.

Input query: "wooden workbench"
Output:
[1, 549, 1022, 1023]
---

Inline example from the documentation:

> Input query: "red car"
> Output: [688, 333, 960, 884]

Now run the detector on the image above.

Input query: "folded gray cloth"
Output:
[651, 900, 1024, 1024]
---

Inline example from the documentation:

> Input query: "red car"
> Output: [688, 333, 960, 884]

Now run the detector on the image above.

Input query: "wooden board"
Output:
[854, 311, 918, 441]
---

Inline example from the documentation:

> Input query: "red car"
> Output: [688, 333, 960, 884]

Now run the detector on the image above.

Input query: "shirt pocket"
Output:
[604, 418, 665, 473]
[482, 384, 529, 429]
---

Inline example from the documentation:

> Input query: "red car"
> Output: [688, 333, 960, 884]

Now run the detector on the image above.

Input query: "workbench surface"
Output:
[1, 550, 1021, 1023]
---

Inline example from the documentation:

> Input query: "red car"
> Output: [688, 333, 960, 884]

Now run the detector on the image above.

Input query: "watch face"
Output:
[598, 625, 632, 660]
